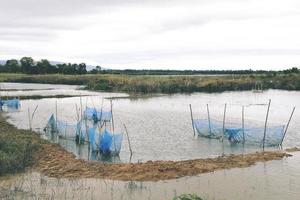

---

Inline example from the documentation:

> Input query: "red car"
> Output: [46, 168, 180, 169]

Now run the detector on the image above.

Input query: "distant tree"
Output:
[290, 67, 299, 73]
[37, 59, 57, 74]
[0, 63, 5, 73]
[78, 63, 87, 74]
[5, 59, 20, 73]
[20, 57, 35, 74]
[90, 65, 102, 74]
[61, 63, 76, 74]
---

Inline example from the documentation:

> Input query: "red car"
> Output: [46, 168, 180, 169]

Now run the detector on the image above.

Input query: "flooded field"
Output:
[1, 82, 300, 199]
[2, 83, 300, 163]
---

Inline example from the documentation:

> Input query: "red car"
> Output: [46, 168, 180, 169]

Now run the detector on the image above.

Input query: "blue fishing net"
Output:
[193, 118, 285, 146]
[99, 129, 113, 155]
[89, 127, 99, 151]
[99, 129, 123, 155]
[0, 98, 20, 109]
[84, 107, 112, 122]
[45, 114, 87, 140]
[45, 114, 123, 154]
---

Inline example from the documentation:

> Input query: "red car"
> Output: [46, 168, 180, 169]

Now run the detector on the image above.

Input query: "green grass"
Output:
[1, 73, 300, 94]
[0, 115, 42, 175]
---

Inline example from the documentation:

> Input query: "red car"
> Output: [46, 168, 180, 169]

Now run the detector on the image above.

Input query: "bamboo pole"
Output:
[31, 105, 38, 130]
[75, 104, 80, 121]
[262, 99, 271, 151]
[110, 99, 117, 153]
[189, 104, 196, 136]
[28, 108, 31, 130]
[242, 106, 245, 143]
[85, 104, 89, 143]
[206, 104, 212, 135]
[222, 103, 227, 142]
[123, 124, 133, 157]
[281, 107, 296, 145]
[79, 96, 83, 144]
[110, 99, 115, 133]
[55, 101, 58, 132]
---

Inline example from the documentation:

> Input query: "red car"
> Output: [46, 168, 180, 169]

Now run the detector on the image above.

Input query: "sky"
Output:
[1, 0, 300, 70]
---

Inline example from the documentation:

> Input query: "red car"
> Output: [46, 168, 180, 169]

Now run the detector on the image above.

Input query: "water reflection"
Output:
[1, 152, 300, 200]
[3, 87, 300, 163]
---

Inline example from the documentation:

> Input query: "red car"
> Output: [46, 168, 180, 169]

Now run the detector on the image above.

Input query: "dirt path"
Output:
[0, 115, 293, 181]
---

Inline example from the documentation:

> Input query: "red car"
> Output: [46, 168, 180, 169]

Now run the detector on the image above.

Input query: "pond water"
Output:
[1, 83, 300, 163]
[1, 82, 300, 200]
[1, 152, 300, 200]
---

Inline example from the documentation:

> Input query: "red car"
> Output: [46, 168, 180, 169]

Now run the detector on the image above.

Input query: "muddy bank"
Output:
[35, 143, 291, 181]
[0, 115, 293, 181]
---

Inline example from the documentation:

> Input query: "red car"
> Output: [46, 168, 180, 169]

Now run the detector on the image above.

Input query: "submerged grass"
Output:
[1, 73, 300, 93]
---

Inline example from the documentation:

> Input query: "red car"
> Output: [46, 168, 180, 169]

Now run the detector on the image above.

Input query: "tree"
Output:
[91, 65, 102, 74]
[20, 57, 35, 74]
[5, 59, 20, 73]
[37, 59, 55, 74]
[78, 63, 87, 74]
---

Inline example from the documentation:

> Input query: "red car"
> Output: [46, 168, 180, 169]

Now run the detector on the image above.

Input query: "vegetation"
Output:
[173, 194, 203, 200]
[0, 56, 299, 93]
[0, 57, 87, 75]
[1, 56, 299, 76]
[0, 72, 300, 93]
[0, 116, 42, 175]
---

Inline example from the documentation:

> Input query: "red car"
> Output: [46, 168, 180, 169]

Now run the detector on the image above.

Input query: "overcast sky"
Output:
[1, 0, 300, 70]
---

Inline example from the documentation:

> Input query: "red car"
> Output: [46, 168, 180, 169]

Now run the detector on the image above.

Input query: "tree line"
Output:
[0, 57, 87, 74]
[0, 56, 299, 75]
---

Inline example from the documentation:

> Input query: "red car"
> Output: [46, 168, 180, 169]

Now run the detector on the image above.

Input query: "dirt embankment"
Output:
[35, 143, 291, 181]
[0, 115, 293, 181]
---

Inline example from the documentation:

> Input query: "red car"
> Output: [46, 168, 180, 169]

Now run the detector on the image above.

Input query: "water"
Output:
[1, 82, 300, 199]
[2, 83, 300, 162]
[0, 82, 127, 98]
[1, 152, 300, 200]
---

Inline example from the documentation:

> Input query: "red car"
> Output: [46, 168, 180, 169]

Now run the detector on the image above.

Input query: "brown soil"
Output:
[285, 147, 300, 152]
[0, 114, 293, 181]
[34, 142, 291, 181]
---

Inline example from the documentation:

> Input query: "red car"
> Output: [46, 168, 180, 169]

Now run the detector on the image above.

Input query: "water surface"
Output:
[1, 152, 300, 200]
[2, 83, 299, 163]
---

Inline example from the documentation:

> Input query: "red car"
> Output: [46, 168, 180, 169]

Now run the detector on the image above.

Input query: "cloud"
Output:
[1, 0, 300, 69]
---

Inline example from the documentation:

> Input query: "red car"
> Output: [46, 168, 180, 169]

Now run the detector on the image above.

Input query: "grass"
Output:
[0, 115, 42, 175]
[1, 73, 300, 94]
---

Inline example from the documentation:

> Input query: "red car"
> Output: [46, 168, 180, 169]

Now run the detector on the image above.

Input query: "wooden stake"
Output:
[242, 106, 245, 143]
[206, 104, 212, 135]
[79, 96, 83, 144]
[222, 103, 227, 141]
[281, 107, 296, 145]
[31, 105, 38, 130]
[55, 101, 58, 132]
[28, 108, 31, 130]
[189, 104, 196, 136]
[110, 99, 115, 133]
[262, 99, 271, 151]
[110, 99, 117, 153]
[123, 124, 133, 157]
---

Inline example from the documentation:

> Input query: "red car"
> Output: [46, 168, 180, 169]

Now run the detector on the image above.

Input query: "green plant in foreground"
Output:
[0, 117, 41, 176]
[173, 193, 203, 200]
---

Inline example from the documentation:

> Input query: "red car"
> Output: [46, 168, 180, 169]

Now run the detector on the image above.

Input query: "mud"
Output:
[35, 142, 291, 181]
